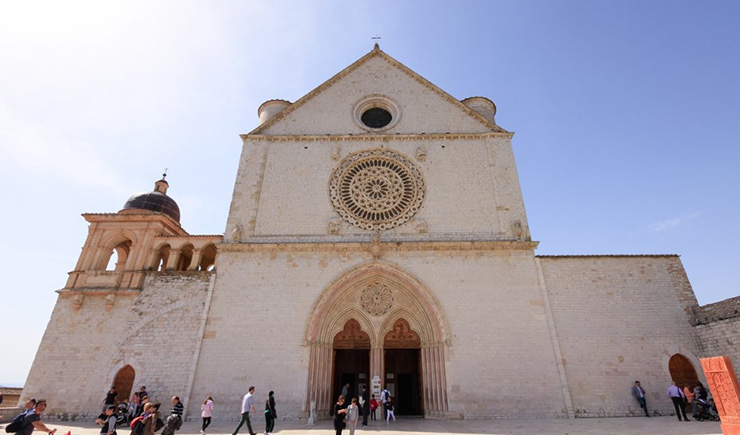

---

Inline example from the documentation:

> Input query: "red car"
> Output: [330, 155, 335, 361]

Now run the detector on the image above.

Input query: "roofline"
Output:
[247, 46, 507, 136]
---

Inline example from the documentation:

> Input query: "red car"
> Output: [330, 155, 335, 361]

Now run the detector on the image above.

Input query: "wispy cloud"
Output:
[650, 211, 703, 232]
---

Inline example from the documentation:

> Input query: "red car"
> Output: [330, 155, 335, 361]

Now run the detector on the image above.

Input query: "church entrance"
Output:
[669, 354, 699, 388]
[112, 364, 135, 403]
[333, 319, 370, 408]
[384, 319, 422, 416]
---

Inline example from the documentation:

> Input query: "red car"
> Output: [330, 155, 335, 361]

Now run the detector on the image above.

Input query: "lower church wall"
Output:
[539, 255, 703, 417]
[189, 248, 569, 420]
[694, 296, 740, 366]
[22, 272, 213, 420]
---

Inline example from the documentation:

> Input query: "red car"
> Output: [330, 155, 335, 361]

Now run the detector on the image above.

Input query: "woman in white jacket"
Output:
[200, 396, 214, 434]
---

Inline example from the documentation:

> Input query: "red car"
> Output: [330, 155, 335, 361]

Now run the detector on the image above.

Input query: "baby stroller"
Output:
[117, 403, 130, 425]
[693, 397, 720, 421]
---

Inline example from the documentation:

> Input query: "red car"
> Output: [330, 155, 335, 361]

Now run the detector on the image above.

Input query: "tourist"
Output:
[201, 396, 214, 434]
[232, 386, 257, 435]
[341, 383, 350, 401]
[98, 405, 117, 435]
[630, 381, 649, 417]
[683, 384, 694, 417]
[667, 381, 689, 421]
[346, 397, 359, 435]
[385, 397, 395, 423]
[264, 391, 276, 434]
[128, 393, 140, 421]
[161, 396, 183, 435]
[332, 396, 347, 435]
[20, 399, 57, 435]
[142, 403, 162, 435]
[103, 387, 117, 412]
[380, 387, 390, 418]
[369, 394, 378, 421]
[23, 399, 37, 415]
[360, 385, 369, 426]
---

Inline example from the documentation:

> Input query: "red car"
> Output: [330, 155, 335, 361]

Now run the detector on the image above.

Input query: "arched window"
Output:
[176, 244, 194, 271]
[103, 240, 132, 271]
[199, 244, 217, 271]
[154, 244, 171, 271]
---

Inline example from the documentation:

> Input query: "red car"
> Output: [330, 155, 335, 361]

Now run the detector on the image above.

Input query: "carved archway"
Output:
[304, 261, 449, 418]
[669, 353, 699, 388]
[383, 319, 422, 415]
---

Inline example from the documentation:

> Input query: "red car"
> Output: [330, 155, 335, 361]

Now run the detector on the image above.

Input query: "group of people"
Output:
[631, 380, 711, 421]
[231, 387, 277, 435]
[332, 384, 396, 435]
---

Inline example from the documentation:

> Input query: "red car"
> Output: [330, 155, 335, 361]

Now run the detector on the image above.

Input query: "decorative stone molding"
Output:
[413, 220, 428, 234]
[360, 282, 394, 316]
[231, 224, 243, 242]
[330, 148, 425, 231]
[327, 219, 342, 235]
[415, 146, 427, 162]
[105, 293, 116, 311]
[245, 132, 513, 142]
[72, 294, 84, 310]
[331, 144, 341, 161]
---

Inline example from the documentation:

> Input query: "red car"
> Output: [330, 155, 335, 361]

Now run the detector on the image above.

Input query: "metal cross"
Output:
[372, 35, 381, 47]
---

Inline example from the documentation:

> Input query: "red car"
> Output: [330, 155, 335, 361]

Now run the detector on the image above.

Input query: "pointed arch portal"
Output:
[305, 261, 450, 418]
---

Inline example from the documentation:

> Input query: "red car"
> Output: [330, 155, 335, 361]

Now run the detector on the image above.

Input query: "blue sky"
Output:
[1, 1, 738, 387]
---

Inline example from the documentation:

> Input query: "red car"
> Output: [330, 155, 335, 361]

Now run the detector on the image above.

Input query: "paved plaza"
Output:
[5, 416, 722, 435]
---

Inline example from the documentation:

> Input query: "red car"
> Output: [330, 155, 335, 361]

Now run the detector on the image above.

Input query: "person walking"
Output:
[98, 405, 117, 435]
[19, 399, 57, 435]
[346, 398, 359, 435]
[379, 387, 390, 419]
[233, 386, 257, 435]
[142, 403, 162, 435]
[667, 381, 690, 421]
[385, 397, 396, 423]
[200, 396, 214, 434]
[332, 396, 347, 435]
[264, 391, 276, 435]
[631, 381, 649, 417]
[360, 385, 369, 426]
[161, 396, 183, 435]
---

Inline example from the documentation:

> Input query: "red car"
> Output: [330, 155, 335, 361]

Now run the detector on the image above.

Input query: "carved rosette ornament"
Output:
[330, 149, 425, 231]
[360, 282, 394, 316]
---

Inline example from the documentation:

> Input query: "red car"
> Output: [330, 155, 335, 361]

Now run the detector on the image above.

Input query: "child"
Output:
[385, 397, 395, 423]
[346, 398, 359, 435]
[369, 394, 378, 421]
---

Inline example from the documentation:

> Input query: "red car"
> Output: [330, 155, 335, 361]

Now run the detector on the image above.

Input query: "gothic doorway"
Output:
[669, 354, 699, 388]
[384, 319, 422, 415]
[333, 319, 370, 408]
[113, 364, 135, 403]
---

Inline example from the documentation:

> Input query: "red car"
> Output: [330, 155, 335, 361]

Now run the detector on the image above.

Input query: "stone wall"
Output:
[539, 255, 703, 417]
[694, 296, 740, 367]
[22, 272, 212, 420]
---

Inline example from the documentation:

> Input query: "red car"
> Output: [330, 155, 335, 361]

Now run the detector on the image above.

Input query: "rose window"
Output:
[360, 282, 394, 316]
[330, 149, 425, 230]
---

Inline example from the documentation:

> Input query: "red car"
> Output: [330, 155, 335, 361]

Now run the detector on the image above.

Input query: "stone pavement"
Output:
[5, 416, 722, 435]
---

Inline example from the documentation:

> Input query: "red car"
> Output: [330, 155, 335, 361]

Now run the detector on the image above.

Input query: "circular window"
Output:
[353, 95, 400, 131]
[329, 149, 425, 231]
[361, 108, 392, 128]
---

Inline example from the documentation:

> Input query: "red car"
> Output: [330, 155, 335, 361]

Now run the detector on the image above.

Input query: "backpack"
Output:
[4, 413, 27, 433]
[129, 416, 145, 435]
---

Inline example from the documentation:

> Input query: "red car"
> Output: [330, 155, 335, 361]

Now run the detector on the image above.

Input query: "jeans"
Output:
[233, 412, 254, 435]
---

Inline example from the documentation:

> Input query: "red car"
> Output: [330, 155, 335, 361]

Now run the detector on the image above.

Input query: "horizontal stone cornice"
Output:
[220, 239, 538, 254]
[241, 132, 514, 142]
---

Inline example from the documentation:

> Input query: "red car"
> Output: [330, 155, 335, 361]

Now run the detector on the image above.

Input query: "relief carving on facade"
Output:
[360, 281, 394, 316]
[333, 319, 371, 349]
[415, 146, 427, 162]
[327, 219, 342, 235]
[700, 356, 740, 425]
[384, 318, 421, 348]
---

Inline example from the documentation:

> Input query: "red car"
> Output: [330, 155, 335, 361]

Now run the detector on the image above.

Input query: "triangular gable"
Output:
[249, 45, 507, 135]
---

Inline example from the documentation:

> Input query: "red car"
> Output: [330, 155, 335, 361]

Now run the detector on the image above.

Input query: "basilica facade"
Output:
[22, 45, 740, 420]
